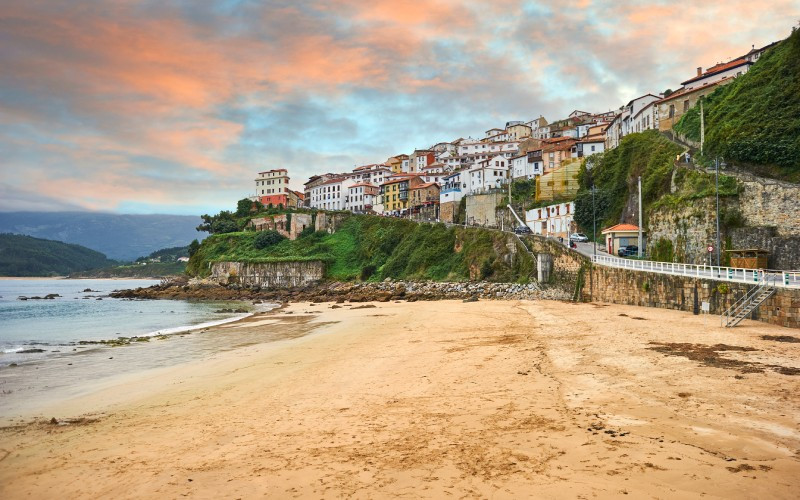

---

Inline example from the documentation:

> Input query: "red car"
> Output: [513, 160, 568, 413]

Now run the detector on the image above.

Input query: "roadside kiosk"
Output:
[725, 249, 769, 269]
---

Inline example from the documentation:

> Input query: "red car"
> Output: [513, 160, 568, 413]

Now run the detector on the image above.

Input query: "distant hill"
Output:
[674, 29, 800, 181]
[0, 233, 116, 277]
[0, 212, 204, 261]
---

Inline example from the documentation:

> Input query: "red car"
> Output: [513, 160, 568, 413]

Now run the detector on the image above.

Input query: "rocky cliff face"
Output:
[648, 168, 800, 269]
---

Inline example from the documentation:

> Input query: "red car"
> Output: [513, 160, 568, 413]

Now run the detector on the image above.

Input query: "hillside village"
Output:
[246, 32, 798, 270]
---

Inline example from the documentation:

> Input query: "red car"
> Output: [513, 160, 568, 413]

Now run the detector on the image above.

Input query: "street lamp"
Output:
[715, 157, 726, 266]
[591, 185, 597, 258]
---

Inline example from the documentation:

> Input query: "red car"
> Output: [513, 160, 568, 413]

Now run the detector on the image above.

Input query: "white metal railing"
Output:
[591, 254, 800, 289]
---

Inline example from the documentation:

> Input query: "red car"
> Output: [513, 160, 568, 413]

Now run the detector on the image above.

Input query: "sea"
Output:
[0, 278, 276, 420]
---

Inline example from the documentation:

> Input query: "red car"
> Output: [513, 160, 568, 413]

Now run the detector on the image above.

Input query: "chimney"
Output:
[697, 67, 703, 76]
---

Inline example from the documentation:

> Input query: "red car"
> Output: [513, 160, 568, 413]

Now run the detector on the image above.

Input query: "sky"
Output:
[1, 0, 797, 215]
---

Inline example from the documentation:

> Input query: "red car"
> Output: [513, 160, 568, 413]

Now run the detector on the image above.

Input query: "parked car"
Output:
[513, 225, 532, 235]
[618, 245, 639, 257]
[569, 233, 589, 242]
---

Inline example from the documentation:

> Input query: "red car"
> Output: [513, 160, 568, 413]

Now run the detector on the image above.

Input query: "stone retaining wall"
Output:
[211, 261, 325, 288]
[585, 265, 800, 328]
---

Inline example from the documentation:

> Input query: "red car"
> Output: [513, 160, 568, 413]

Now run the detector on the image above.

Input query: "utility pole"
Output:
[592, 184, 597, 259]
[700, 98, 705, 156]
[638, 176, 643, 258]
[715, 157, 721, 266]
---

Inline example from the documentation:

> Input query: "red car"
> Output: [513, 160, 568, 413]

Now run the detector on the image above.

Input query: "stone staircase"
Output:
[722, 281, 777, 327]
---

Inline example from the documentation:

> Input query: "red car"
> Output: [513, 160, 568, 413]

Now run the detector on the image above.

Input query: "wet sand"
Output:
[0, 300, 798, 498]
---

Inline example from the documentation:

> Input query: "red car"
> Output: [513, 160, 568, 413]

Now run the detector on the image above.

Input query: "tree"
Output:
[196, 210, 237, 234]
[211, 219, 238, 234]
[188, 239, 200, 257]
[236, 198, 255, 217]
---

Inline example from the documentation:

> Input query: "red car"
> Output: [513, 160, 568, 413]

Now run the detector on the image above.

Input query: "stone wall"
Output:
[734, 170, 800, 237]
[248, 212, 314, 240]
[585, 265, 800, 328]
[647, 168, 800, 269]
[315, 212, 347, 234]
[730, 227, 800, 270]
[465, 193, 504, 228]
[521, 234, 589, 293]
[440, 201, 459, 224]
[647, 198, 720, 265]
[211, 260, 325, 288]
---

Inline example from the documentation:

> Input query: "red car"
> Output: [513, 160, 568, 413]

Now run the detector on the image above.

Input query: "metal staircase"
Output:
[722, 278, 776, 328]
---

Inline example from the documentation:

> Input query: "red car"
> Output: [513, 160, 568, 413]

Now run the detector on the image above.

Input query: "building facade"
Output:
[255, 169, 290, 207]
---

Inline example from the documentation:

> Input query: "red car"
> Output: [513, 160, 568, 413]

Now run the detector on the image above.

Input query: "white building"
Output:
[349, 164, 390, 186]
[525, 201, 575, 240]
[420, 163, 448, 185]
[254, 168, 290, 206]
[308, 177, 355, 211]
[467, 155, 510, 194]
[440, 170, 465, 205]
[632, 100, 659, 133]
[346, 183, 379, 213]
[510, 151, 543, 180]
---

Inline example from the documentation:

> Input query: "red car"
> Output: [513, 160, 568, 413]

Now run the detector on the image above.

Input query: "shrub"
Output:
[254, 230, 286, 249]
[480, 258, 493, 280]
[650, 238, 674, 263]
[360, 264, 377, 281]
[187, 239, 200, 256]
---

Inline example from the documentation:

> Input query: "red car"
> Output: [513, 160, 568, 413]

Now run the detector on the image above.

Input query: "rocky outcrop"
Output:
[112, 278, 569, 303]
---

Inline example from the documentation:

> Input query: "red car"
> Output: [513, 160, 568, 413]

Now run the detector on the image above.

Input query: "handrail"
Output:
[591, 254, 799, 289]
[721, 274, 769, 326]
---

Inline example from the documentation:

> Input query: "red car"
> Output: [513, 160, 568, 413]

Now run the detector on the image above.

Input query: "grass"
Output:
[672, 29, 800, 181]
[187, 214, 536, 283]
[574, 130, 682, 232]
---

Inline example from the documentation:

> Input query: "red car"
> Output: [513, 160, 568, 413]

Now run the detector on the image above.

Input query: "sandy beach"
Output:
[1, 299, 798, 498]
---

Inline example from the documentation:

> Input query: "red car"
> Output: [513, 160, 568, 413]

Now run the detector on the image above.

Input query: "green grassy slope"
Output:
[187, 215, 534, 283]
[573, 130, 740, 238]
[573, 131, 682, 233]
[673, 30, 800, 181]
[0, 233, 117, 276]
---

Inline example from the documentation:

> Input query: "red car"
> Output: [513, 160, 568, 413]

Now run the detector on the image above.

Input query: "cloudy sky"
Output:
[1, 0, 796, 214]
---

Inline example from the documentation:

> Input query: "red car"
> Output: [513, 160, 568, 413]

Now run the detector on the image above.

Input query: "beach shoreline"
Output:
[1, 299, 798, 498]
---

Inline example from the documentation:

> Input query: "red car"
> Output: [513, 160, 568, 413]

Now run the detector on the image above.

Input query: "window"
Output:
[591, 145, 595, 152]
[669, 104, 675, 118]
[683, 100, 689, 112]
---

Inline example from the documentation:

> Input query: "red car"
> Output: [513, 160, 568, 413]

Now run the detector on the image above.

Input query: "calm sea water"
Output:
[0, 278, 255, 367]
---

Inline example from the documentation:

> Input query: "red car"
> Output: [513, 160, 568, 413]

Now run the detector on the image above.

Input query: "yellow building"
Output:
[535, 159, 581, 202]
[386, 154, 409, 174]
[506, 123, 532, 140]
[381, 175, 423, 213]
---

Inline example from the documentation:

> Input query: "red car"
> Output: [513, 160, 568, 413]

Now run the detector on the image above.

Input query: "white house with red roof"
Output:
[601, 223, 646, 255]
[525, 201, 575, 240]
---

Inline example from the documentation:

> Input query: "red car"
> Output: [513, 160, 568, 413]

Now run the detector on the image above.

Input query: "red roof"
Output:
[319, 177, 346, 186]
[656, 76, 734, 103]
[681, 58, 749, 85]
[601, 223, 643, 233]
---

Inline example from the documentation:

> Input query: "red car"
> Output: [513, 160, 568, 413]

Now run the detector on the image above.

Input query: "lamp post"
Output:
[591, 185, 597, 258]
[715, 157, 726, 266]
